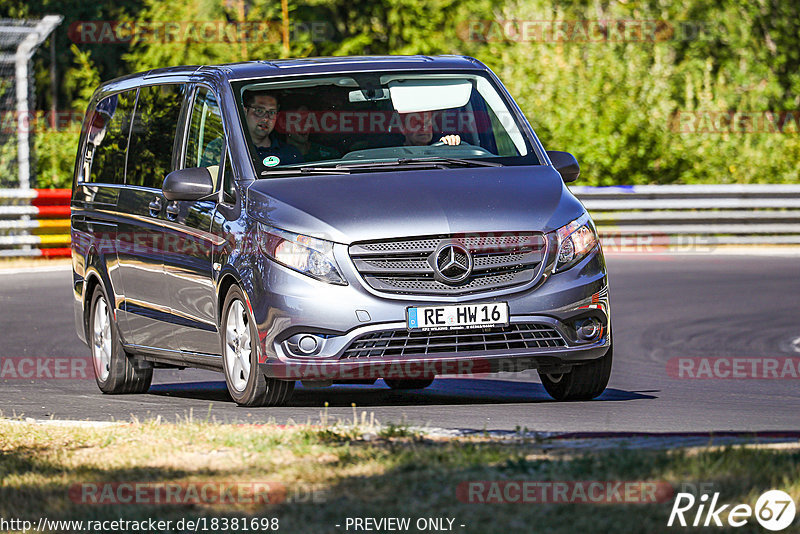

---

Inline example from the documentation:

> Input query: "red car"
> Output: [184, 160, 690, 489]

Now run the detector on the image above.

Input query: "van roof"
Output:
[137, 55, 487, 81]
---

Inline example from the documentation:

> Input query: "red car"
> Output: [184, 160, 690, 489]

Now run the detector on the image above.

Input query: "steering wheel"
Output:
[431, 139, 473, 148]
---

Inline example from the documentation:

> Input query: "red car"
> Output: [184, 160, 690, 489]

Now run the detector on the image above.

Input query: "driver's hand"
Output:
[438, 135, 461, 146]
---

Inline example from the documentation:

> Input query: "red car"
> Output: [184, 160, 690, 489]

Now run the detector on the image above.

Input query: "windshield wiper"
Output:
[259, 157, 502, 176]
[396, 157, 503, 168]
[330, 160, 449, 170]
[262, 161, 447, 175]
[260, 166, 352, 176]
[325, 158, 503, 171]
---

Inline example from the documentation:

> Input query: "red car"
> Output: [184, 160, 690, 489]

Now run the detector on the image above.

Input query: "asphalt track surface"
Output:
[1, 254, 799, 433]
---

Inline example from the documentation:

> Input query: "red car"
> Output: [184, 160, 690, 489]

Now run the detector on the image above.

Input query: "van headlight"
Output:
[554, 213, 599, 272]
[257, 224, 346, 285]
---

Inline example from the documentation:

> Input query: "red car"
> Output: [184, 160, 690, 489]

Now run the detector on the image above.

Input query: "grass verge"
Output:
[1, 418, 799, 533]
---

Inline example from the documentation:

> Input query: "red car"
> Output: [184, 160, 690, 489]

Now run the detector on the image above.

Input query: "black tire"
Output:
[89, 285, 152, 394]
[539, 343, 613, 401]
[384, 377, 435, 390]
[221, 285, 294, 407]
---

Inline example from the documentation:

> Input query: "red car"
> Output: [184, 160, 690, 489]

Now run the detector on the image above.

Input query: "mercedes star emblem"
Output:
[432, 243, 473, 284]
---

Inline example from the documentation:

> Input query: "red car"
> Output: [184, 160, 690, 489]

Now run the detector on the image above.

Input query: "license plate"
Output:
[406, 303, 509, 331]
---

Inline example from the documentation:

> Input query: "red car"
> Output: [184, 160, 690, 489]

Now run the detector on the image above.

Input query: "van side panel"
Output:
[71, 100, 94, 345]
[71, 90, 136, 344]
[114, 84, 187, 351]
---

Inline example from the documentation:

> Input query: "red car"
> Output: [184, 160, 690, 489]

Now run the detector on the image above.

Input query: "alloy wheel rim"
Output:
[225, 300, 252, 392]
[92, 297, 112, 381]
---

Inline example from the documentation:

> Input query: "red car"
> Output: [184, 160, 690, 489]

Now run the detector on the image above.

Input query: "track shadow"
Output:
[148, 378, 657, 407]
[149, 381, 232, 402]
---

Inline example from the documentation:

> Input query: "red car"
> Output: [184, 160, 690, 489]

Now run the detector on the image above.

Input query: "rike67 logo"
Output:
[668, 490, 796, 531]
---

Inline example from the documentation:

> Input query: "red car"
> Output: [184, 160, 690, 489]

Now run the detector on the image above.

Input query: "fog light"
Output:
[297, 335, 319, 354]
[285, 333, 326, 357]
[575, 317, 602, 341]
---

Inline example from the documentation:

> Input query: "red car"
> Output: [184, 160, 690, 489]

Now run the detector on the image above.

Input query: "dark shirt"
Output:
[255, 136, 303, 166]
[200, 136, 303, 169]
[297, 141, 341, 162]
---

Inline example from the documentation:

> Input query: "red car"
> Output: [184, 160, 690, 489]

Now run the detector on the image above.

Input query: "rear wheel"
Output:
[539, 344, 612, 401]
[221, 286, 294, 406]
[384, 377, 435, 390]
[89, 285, 152, 394]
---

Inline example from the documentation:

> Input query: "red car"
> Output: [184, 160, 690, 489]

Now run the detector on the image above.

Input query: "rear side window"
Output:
[84, 90, 136, 184]
[126, 84, 186, 189]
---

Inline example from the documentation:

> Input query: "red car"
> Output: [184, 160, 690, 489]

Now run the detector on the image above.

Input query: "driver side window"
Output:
[185, 86, 225, 190]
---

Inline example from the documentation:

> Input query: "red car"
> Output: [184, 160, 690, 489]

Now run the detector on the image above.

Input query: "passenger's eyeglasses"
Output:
[247, 106, 278, 119]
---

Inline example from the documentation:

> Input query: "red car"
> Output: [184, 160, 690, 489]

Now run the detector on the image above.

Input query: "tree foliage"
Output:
[2, 0, 798, 187]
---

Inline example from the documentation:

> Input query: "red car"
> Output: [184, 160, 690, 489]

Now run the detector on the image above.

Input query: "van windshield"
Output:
[231, 71, 539, 174]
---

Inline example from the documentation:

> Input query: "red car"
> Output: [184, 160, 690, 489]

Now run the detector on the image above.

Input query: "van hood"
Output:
[245, 165, 585, 244]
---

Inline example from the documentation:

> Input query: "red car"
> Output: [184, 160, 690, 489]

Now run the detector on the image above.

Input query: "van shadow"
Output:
[148, 378, 657, 407]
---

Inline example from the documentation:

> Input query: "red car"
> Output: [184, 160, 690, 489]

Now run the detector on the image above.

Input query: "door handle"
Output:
[148, 197, 162, 217]
[166, 202, 180, 221]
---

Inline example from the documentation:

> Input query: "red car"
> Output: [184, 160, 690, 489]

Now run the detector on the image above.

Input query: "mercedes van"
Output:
[71, 55, 611, 406]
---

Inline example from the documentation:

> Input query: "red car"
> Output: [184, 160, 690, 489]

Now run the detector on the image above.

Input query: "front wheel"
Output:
[221, 286, 294, 407]
[539, 344, 612, 401]
[89, 285, 152, 394]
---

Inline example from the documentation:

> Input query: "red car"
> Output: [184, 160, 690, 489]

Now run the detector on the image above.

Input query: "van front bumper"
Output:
[247, 247, 610, 381]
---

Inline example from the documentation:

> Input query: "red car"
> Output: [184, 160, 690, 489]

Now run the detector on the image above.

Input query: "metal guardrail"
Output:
[570, 184, 800, 246]
[0, 188, 70, 258]
[1, 185, 799, 259]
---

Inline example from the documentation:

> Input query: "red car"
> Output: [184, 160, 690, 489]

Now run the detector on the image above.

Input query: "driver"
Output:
[243, 90, 302, 165]
[400, 111, 461, 146]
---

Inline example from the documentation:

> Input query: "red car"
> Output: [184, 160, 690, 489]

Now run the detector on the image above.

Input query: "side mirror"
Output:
[547, 151, 580, 183]
[162, 167, 214, 201]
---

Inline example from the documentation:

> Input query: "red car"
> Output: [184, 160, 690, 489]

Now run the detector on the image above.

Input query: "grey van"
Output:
[71, 55, 611, 406]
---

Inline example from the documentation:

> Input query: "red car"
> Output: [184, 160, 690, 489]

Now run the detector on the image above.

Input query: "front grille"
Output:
[371, 270, 528, 292]
[349, 233, 546, 295]
[341, 323, 565, 359]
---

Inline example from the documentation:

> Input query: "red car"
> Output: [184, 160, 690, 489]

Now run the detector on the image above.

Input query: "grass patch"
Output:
[0, 418, 798, 533]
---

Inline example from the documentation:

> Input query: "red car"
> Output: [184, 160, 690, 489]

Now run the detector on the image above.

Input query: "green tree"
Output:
[6, 0, 800, 186]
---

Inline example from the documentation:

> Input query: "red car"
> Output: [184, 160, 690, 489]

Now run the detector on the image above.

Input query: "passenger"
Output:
[400, 111, 461, 146]
[243, 90, 302, 166]
[285, 105, 341, 162]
